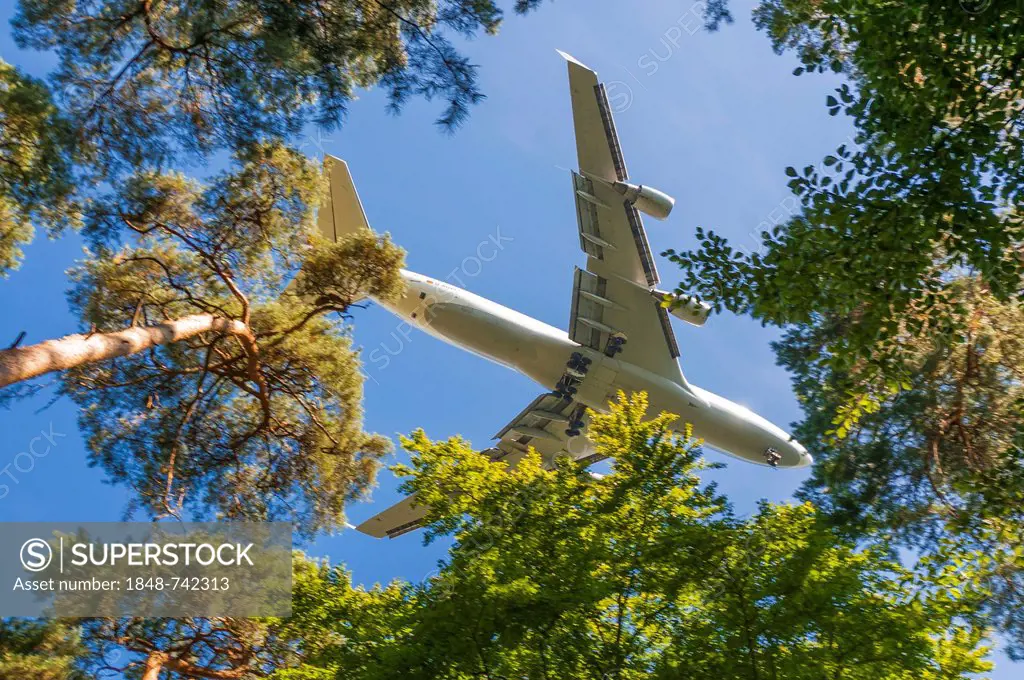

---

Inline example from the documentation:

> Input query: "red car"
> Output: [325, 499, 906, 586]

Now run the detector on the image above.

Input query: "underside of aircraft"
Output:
[313, 52, 811, 539]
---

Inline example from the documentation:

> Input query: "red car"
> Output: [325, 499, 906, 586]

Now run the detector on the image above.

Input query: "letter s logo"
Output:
[20, 538, 52, 572]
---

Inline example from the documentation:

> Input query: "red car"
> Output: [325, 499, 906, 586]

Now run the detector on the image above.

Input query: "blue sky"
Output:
[0, 0, 1014, 674]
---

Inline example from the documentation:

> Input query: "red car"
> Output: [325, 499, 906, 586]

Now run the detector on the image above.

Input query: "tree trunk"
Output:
[142, 651, 167, 680]
[0, 314, 253, 388]
[163, 657, 247, 679]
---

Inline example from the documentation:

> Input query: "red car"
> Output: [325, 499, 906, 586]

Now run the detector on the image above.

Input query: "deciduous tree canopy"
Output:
[671, 1, 1024, 357]
[280, 395, 992, 680]
[666, 0, 1024, 656]
[0, 397, 998, 678]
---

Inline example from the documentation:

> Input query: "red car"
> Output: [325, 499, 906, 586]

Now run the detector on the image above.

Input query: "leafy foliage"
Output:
[668, 1, 1024, 359]
[663, 0, 1024, 656]
[664, 0, 1024, 410]
[781, 278, 1024, 655]
[281, 394, 992, 679]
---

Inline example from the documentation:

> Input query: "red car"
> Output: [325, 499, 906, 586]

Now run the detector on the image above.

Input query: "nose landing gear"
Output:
[763, 447, 782, 468]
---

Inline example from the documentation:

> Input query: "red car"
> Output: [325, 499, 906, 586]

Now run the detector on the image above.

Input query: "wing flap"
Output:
[589, 261, 683, 377]
[622, 201, 660, 287]
[573, 173, 610, 260]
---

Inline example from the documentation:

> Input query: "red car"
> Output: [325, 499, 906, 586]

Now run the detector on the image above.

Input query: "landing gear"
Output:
[763, 447, 781, 468]
[569, 351, 592, 368]
[554, 377, 579, 400]
[565, 365, 587, 380]
[564, 405, 587, 438]
[565, 352, 591, 379]
[604, 334, 626, 357]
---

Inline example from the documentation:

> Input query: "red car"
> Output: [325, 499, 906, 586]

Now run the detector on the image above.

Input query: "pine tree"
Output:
[0, 0, 558, 534]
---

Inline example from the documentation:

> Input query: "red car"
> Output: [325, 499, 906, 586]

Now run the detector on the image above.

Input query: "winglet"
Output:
[555, 49, 594, 72]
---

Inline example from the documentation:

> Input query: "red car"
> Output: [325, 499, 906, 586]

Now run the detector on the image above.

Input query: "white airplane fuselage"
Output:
[375, 269, 811, 469]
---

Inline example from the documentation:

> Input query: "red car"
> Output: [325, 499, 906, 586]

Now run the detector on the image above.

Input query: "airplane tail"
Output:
[317, 156, 372, 241]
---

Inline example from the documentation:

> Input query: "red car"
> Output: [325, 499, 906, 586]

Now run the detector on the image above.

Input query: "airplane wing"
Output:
[355, 393, 601, 538]
[559, 51, 688, 387]
[488, 392, 600, 468]
[353, 494, 424, 540]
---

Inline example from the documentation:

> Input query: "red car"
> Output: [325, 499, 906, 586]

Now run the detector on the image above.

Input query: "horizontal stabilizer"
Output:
[355, 494, 426, 539]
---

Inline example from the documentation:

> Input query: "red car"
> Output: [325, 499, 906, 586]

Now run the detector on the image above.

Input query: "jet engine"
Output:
[612, 181, 675, 220]
[652, 290, 711, 327]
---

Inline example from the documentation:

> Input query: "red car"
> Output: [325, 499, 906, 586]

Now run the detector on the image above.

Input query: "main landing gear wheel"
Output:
[604, 335, 626, 357]
[566, 352, 591, 378]
[564, 405, 587, 438]
[564, 416, 585, 438]
[554, 377, 578, 400]
[569, 352, 592, 367]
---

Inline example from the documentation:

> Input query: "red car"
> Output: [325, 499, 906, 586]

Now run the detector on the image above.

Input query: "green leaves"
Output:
[667, 0, 1024, 654]
[281, 393, 992, 679]
[826, 94, 841, 115]
[783, 280, 1024, 654]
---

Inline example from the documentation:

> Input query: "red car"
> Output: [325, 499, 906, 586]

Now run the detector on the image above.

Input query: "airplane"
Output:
[317, 52, 812, 538]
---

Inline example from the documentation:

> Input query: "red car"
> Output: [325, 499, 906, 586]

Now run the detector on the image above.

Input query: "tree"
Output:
[669, 1, 1024, 375]
[663, 0, 1024, 655]
[0, 0, 565, 536]
[779, 277, 1024, 655]
[280, 394, 993, 679]
[0, 143, 404, 535]
[0, 60, 76, 277]
[12, 0, 550, 173]
[0, 619, 85, 680]
[75, 617, 297, 680]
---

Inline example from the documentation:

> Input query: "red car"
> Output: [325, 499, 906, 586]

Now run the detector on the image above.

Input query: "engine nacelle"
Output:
[612, 181, 675, 220]
[652, 290, 711, 327]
